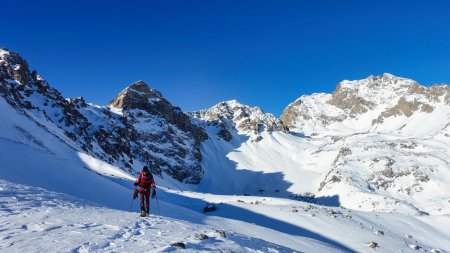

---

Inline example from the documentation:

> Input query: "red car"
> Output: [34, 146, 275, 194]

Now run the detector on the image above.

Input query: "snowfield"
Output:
[2, 178, 450, 253]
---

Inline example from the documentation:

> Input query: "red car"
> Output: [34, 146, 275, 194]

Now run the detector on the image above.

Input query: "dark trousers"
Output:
[140, 189, 150, 213]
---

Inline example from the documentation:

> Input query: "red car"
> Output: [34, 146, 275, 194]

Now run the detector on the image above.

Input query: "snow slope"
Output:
[0, 180, 294, 253]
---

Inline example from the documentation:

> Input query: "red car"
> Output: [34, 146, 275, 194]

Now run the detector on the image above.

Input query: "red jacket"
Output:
[135, 171, 156, 193]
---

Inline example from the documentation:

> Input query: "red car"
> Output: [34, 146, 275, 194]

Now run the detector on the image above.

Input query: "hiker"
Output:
[134, 166, 156, 216]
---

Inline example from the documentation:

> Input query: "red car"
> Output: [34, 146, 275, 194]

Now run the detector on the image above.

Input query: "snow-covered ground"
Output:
[2, 178, 449, 253]
[0, 180, 294, 253]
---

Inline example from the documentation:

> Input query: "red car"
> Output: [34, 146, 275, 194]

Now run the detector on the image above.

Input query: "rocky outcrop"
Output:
[373, 97, 434, 125]
[0, 48, 33, 86]
[328, 84, 376, 116]
[109, 81, 162, 110]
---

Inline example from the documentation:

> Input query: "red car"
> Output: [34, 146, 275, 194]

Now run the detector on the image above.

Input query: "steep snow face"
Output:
[190, 100, 287, 142]
[0, 48, 206, 184]
[281, 73, 450, 137]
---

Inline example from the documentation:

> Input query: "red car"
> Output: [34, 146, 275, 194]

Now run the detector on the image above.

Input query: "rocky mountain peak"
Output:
[1, 49, 208, 184]
[108, 80, 163, 110]
[0, 48, 33, 87]
[191, 100, 287, 141]
[281, 74, 450, 136]
[338, 73, 418, 91]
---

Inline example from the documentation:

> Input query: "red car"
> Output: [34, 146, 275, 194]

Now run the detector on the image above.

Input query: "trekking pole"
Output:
[130, 186, 137, 212]
[155, 194, 160, 215]
[129, 197, 134, 212]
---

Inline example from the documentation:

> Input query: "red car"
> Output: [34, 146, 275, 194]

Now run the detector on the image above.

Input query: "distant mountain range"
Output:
[1, 48, 449, 215]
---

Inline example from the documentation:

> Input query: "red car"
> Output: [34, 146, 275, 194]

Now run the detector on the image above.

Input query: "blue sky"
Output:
[2, 0, 450, 116]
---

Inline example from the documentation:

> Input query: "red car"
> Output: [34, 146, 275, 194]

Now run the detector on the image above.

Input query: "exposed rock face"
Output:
[0, 48, 33, 86]
[109, 81, 163, 110]
[0, 48, 206, 184]
[190, 100, 287, 141]
[328, 84, 376, 116]
[372, 97, 434, 125]
[281, 73, 450, 136]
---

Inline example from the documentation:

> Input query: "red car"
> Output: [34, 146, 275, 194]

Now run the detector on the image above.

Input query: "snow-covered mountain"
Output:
[281, 73, 450, 136]
[190, 99, 287, 142]
[274, 74, 450, 215]
[0, 48, 206, 184]
[1, 48, 450, 252]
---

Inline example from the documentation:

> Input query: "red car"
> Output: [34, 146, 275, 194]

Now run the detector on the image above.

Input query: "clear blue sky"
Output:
[2, 0, 450, 116]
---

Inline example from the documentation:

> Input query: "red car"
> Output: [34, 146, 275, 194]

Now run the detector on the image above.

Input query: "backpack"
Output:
[139, 171, 153, 189]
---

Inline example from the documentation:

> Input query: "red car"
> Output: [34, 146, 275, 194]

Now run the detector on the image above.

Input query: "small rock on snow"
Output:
[367, 242, 378, 248]
[194, 233, 209, 240]
[409, 244, 420, 250]
[215, 230, 226, 238]
[374, 229, 384, 235]
[170, 242, 186, 249]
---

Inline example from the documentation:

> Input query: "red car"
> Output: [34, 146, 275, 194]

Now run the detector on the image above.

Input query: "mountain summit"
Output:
[191, 100, 287, 142]
[108, 80, 163, 110]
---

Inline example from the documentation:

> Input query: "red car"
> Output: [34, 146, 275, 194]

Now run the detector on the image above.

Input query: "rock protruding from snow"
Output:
[281, 73, 450, 136]
[366, 241, 378, 248]
[191, 100, 287, 141]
